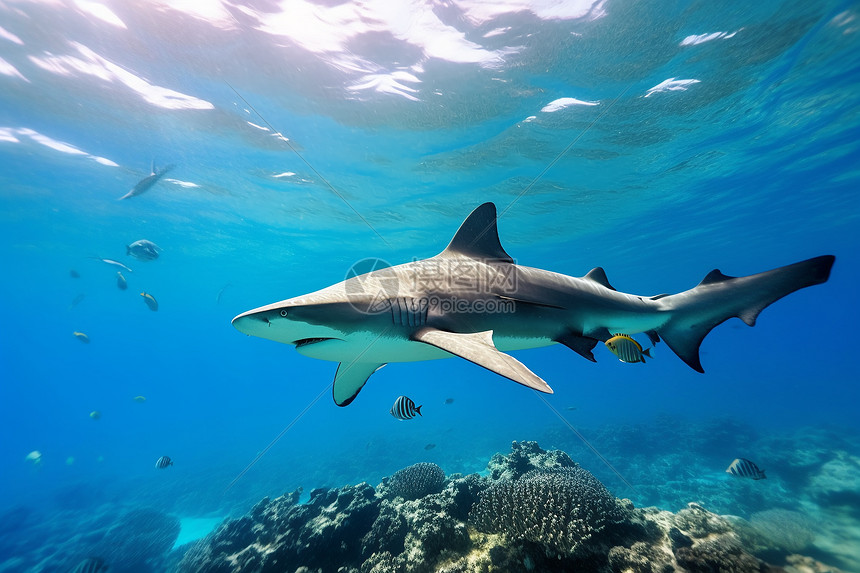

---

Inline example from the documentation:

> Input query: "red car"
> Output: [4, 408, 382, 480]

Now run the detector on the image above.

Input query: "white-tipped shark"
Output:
[232, 203, 834, 406]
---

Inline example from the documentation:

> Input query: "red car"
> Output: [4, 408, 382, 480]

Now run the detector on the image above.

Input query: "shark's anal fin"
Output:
[333, 361, 386, 407]
[554, 332, 599, 362]
[412, 327, 552, 394]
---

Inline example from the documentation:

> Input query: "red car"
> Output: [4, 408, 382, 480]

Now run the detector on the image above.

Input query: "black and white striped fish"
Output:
[71, 557, 109, 573]
[390, 396, 422, 420]
[605, 334, 651, 363]
[155, 456, 173, 469]
[726, 457, 766, 480]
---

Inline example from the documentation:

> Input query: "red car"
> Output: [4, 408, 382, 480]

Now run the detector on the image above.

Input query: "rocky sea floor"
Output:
[1, 420, 858, 573]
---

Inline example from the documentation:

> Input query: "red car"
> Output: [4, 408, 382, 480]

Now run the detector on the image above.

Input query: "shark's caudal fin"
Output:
[659, 255, 835, 372]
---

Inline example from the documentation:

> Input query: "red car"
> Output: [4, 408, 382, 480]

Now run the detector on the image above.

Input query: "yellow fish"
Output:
[73, 331, 90, 343]
[90, 410, 101, 420]
[140, 292, 158, 311]
[133, 396, 147, 403]
[605, 334, 651, 364]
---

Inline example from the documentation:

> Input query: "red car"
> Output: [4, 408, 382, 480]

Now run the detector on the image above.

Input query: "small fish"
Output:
[126, 239, 161, 261]
[605, 334, 651, 364]
[71, 557, 109, 573]
[70, 269, 80, 278]
[444, 398, 454, 405]
[73, 331, 90, 343]
[390, 395, 422, 420]
[424, 443, 436, 450]
[25, 450, 42, 464]
[89, 410, 101, 420]
[726, 458, 766, 480]
[155, 456, 173, 469]
[116, 271, 127, 290]
[133, 395, 146, 403]
[94, 257, 133, 273]
[69, 293, 86, 309]
[66, 456, 75, 465]
[565, 406, 577, 411]
[140, 292, 158, 311]
[120, 162, 175, 200]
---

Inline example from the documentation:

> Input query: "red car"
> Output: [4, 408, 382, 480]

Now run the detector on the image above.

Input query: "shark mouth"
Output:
[293, 337, 338, 348]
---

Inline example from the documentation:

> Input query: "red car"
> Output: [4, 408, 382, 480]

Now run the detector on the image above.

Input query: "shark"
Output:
[119, 161, 175, 200]
[232, 202, 835, 407]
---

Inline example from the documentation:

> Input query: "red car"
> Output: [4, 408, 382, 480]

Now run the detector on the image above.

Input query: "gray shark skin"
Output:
[232, 203, 835, 407]
[119, 162, 175, 200]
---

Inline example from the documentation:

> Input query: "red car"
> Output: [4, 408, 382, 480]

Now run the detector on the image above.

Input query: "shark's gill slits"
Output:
[293, 337, 338, 348]
[390, 298, 429, 327]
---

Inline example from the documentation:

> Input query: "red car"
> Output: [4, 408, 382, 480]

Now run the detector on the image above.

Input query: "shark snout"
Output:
[231, 311, 271, 336]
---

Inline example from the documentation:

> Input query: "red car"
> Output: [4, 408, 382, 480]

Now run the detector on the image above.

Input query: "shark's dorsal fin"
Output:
[697, 269, 734, 286]
[584, 267, 616, 291]
[412, 327, 552, 393]
[332, 361, 386, 406]
[438, 202, 513, 263]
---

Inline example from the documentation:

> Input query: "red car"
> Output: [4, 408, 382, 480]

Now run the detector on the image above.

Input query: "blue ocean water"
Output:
[1, 1, 859, 571]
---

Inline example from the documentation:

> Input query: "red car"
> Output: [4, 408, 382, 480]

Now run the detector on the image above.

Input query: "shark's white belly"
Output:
[296, 332, 555, 363]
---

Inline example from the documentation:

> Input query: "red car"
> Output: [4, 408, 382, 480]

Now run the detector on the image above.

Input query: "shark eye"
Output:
[280, 310, 288, 317]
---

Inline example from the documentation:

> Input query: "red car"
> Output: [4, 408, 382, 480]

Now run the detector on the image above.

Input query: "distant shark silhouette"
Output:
[232, 203, 834, 406]
[119, 161, 175, 200]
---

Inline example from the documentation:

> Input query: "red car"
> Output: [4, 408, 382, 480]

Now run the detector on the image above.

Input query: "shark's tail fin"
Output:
[658, 255, 834, 372]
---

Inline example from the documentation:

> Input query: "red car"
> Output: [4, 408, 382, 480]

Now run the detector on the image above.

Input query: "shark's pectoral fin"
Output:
[555, 332, 599, 362]
[412, 327, 552, 394]
[333, 361, 386, 407]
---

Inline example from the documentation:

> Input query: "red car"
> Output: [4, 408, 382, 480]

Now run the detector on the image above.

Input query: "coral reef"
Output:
[178, 485, 377, 572]
[484, 439, 575, 481]
[470, 466, 628, 556]
[176, 441, 846, 573]
[379, 462, 447, 501]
